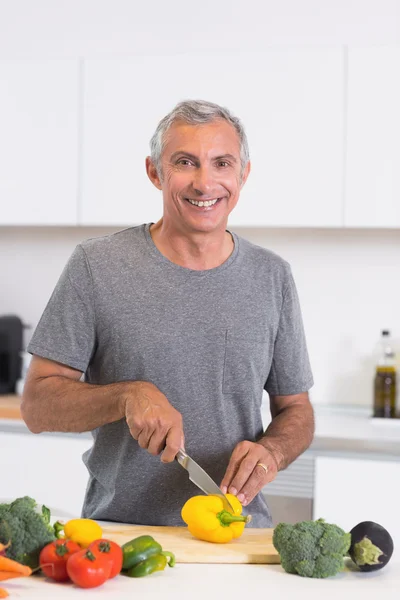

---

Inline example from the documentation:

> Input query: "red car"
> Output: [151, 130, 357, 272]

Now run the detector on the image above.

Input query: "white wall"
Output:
[0, 0, 399, 57]
[1, 0, 400, 409]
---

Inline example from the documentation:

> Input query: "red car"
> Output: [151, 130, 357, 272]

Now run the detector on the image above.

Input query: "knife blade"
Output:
[176, 448, 234, 513]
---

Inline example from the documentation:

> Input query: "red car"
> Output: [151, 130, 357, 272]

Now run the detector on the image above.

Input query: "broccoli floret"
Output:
[0, 496, 56, 568]
[273, 518, 351, 578]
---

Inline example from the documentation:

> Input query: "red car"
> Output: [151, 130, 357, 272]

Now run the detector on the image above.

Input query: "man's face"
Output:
[147, 120, 250, 234]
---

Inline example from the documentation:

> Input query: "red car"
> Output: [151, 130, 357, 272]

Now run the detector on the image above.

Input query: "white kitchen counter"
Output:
[261, 402, 400, 456]
[4, 559, 399, 600]
[318, 403, 400, 441]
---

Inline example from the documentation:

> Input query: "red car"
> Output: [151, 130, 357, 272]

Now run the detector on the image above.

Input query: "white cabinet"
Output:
[0, 431, 92, 518]
[313, 455, 400, 544]
[0, 60, 79, 225]
[345, 47, 400, 228]
[81, 49, 344, 228]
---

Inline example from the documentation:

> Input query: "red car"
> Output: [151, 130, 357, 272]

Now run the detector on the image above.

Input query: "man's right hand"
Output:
[122, 381, 184, 463]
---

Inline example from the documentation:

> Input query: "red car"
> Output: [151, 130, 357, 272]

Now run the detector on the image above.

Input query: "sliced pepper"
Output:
[181, 493, 251, 543]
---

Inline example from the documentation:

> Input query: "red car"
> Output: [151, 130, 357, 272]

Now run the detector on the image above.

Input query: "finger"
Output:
[226, 453, 259, 497]
[147, 429, 169, 456]
[160, 424, 183, 463]
[220, 442, 251, 494]
[238, 462, 276, 506]
[137, 427, 153, 449]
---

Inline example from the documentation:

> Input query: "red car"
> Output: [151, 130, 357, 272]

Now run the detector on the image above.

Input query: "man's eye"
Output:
[177, 159, 193, 166]
[217, 161, 229, 168]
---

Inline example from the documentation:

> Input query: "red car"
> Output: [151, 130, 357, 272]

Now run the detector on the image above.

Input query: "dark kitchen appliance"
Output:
[0, 315, 23, 394]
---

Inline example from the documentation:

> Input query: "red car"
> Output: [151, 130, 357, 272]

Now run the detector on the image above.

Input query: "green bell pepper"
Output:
[121, 534, 175, 576]
[121, 535, 162, 570]
[126, 551, 176, 577]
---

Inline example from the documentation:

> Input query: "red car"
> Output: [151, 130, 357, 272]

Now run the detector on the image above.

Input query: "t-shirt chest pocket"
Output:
[222, 329, 272, 395]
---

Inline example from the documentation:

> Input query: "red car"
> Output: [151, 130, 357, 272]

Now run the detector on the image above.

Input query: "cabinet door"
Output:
[345, 47, 400, 227]
[314, 456, 400, 544]
[0, 60, 79, 225]
[0, 432, 92, 518]
[81, 49, 344, 227]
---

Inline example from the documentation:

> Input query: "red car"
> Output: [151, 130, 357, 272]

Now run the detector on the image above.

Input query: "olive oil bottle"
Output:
[373, 330, 397, 418]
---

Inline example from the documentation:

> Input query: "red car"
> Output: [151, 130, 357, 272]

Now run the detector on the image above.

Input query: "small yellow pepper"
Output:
[181, 494, 251, 543]
[54, 518, 103, 548]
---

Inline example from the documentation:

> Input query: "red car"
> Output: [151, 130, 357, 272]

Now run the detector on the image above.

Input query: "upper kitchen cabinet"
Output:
[345, 47, 400, 228]
[81, 49, 344, 227]
[0, 60, 79, 225]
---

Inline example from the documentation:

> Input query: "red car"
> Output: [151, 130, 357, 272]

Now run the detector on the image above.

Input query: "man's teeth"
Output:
[187, 198, 219, 207]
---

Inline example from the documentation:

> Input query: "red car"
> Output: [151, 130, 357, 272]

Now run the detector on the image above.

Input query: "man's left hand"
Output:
[220, 441, 278, 507]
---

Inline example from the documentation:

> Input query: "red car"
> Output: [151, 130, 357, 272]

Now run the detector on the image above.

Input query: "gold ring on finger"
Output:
[256, 462, 269, 474]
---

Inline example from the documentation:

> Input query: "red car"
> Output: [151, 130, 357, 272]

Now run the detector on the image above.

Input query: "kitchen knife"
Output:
[176, 448, 235, 513]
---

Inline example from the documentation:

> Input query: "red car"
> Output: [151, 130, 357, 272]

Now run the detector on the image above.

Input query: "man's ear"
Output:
[240, 161, 251, 188]
[146, 156, 162, 190]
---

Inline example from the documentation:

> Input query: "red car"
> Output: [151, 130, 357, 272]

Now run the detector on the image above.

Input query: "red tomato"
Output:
[66, 548, 111, 588]
[89, 539, 123, 578]
[39, 539, 81, 582]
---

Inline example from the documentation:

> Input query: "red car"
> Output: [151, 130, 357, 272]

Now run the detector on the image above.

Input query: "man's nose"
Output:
[192, 166, 214, 195]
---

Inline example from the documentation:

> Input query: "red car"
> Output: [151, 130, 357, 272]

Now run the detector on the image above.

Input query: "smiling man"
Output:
[22, 100, 314, 527]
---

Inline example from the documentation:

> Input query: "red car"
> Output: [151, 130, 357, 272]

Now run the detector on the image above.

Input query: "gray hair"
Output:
[149, 99, 250, 180]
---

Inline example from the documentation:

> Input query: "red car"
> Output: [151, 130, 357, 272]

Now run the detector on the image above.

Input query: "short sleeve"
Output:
[264, 267, 314, 396]
[27, 244, 96, 373]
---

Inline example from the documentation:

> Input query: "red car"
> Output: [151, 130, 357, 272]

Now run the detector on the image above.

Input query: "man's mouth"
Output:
[184, 197, 222, 208]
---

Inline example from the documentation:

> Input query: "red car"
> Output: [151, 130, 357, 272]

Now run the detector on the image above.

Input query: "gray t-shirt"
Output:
[28, 224, 313, 527]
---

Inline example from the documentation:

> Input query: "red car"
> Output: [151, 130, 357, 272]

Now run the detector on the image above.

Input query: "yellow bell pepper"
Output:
[181, 494, 251, 543]
[54, 518, 103, 548]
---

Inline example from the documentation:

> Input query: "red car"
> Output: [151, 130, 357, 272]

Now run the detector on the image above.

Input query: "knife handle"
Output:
[175, 448, 188, 467]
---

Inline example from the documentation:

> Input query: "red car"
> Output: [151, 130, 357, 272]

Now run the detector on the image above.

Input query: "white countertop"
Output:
[310, 404, 400, 455]
[314, 404, 400, 438]
[260, 403, 400, 456]
[4, 559, 400, 600]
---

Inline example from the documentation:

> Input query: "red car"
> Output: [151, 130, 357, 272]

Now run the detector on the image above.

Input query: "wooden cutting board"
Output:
[102, 524, 280, 564]
[0, 394, 22, 419]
